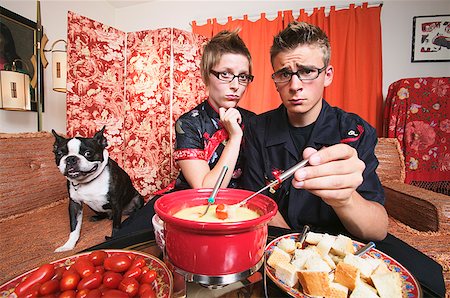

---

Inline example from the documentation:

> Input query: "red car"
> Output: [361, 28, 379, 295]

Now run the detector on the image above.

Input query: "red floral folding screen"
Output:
[67, 12, 208, 198]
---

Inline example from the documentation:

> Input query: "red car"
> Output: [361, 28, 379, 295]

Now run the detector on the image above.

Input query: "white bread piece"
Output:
[343, 253, 375, 279]
[371, 271, 403, 298]
[371, 260, 391, 275]
[291, 246, 320, 270]
[334, 262, 360, 290]
[316, 233, 336, 256]
[329, 282, 349, 298]
[350, 281, 380, 298]
[277, 237, 296, 254]
[305, 231, 324, 245]
[274, 261, 298, 288]
[267, 246, 291, 268]
[304, 255, 332, 272]
[297, 270, 330, 296]
[331, 234, 355, 256]
[322, 253, 337, 270]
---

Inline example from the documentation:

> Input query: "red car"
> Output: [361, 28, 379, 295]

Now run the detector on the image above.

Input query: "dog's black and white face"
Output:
[52, 127, 108, 184]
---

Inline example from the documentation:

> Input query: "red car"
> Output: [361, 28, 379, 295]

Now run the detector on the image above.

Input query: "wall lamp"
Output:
[0, 59, 32, 111]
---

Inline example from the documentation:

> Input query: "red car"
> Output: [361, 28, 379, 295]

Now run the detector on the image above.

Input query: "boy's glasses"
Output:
[210, 70, 254, 85]
[272, 65, 327, 83]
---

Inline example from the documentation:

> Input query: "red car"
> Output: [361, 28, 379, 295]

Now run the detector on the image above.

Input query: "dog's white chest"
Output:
[70, 169, 110, 212]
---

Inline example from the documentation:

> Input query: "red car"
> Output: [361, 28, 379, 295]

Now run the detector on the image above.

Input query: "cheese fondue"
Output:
[173, 204, 259, 222]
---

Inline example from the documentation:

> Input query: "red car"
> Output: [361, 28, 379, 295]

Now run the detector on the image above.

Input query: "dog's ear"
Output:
[93, 126, 108, 149]
[52, 129, 66, 142]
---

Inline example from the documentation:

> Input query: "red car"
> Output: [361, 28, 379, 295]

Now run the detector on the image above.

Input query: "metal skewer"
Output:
[199, 166, 228, 217]
[236, 159, 309, 207]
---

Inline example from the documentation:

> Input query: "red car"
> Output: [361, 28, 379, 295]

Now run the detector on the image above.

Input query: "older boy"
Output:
[242, 21, 388, 241]
[242, 21, 445, 296]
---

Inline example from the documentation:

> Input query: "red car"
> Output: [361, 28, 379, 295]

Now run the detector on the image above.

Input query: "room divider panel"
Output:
[66, 12, 208, 198]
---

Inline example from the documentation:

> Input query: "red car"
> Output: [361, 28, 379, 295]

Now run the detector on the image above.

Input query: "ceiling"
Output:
[106, 1, 152, 8]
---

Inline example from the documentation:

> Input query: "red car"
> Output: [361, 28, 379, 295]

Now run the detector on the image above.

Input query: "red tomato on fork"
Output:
[215, 203, 228, 220]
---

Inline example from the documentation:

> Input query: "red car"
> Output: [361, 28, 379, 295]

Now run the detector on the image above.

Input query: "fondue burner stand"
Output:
[166, 256, 264, 297]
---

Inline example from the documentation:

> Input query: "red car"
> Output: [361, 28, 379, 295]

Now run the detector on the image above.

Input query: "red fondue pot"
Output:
[154, 188, 277, 279]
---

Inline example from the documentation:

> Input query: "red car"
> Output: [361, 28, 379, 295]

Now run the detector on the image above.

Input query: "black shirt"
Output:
[242, 100, 384, 233]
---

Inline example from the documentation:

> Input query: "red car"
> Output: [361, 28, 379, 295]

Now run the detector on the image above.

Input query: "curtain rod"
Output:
[191, 1, 383, 27]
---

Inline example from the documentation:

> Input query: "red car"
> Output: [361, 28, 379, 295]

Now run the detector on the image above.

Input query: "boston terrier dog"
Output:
[52, 126, 143, 252]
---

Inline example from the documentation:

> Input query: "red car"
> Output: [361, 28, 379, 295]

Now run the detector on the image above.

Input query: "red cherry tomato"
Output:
[215, 204, 228, 220]
[102, 289, 129, 298]
[75, 289, 89, 298]
[118, 277, 140, 297]
[140, 269, 157, 284]
[73, 259, 95, 278]
[15, 263, 55, 296]
[85, 289, 102, 298]
[62, 267, 77, 277]
[58, 290, 77, 298]
[138, 283, 153, 296]
[39, 279, 59, 295]
[130, 256, 146, 269]
[88, 251, 108, 266]
[104, 255, 132, 272]
[20, 282, 41, 298]
[77, 272, 102, 290]
[102, 271, 123, 289]
[141, 288, 157, 298]
[124, 266, 142, 279]
[93, 266, 104, 275]
[60, 272, 81, 291]
[52, 267, 67, 280]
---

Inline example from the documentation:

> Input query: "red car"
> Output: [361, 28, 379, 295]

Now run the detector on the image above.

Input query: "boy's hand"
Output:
[292, 144, 365, 207]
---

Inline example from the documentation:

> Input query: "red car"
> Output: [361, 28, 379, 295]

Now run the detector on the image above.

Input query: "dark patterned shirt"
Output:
[159, 100, 256, 193]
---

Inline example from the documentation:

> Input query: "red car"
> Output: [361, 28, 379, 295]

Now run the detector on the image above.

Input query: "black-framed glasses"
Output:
[210, 70, 254, 85]
[271, 65, 327, 83]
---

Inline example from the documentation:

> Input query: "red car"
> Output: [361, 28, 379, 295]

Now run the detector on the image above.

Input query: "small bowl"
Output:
[152, 213, 165, 251]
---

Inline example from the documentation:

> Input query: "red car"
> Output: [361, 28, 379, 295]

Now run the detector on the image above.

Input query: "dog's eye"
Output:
[84, 150, 93, 158]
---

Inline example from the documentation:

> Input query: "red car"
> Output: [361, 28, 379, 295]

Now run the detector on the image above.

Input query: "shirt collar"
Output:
[265, 100, 341, 152]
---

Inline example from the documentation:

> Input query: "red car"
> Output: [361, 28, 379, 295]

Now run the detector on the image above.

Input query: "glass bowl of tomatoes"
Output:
[0, 249, 173, 297]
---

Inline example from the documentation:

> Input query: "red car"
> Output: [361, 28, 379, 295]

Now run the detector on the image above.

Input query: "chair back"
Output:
[375, 138, 406, 183]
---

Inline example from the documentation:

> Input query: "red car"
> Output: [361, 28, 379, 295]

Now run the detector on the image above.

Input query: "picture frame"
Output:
[411, 14, 450, 62]
[1, 6, 44, 111]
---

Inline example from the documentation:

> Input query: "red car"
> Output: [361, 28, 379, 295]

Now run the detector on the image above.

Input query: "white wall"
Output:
[1, 0, 449, 133]
[0, 0, 116, 133]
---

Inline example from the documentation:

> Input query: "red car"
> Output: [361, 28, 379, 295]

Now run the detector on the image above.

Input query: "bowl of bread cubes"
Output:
[265, 232, 421, 298]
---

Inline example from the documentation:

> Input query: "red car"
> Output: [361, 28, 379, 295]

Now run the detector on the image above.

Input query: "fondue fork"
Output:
[200, 165, 228, 217]
[328, 241, 376, 275]
[235, 159, 309, 208]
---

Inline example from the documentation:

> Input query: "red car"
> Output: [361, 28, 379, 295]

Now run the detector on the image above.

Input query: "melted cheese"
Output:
[173, 204, 259, 222]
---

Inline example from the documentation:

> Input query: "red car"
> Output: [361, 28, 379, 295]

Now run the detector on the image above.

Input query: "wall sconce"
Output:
[0, 59, 31, 111]
[44, 39, 67, 92]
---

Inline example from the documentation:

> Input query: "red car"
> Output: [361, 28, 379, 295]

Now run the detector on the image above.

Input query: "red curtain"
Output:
[192, 3, 383, 134]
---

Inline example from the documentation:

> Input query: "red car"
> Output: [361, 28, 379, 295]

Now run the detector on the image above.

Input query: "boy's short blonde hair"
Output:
[270, 21, 331, 67]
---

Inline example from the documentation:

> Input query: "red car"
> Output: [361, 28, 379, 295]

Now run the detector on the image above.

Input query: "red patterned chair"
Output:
[384, 77, 450, 196]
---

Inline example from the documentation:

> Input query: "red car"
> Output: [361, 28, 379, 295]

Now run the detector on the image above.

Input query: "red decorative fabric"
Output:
[67, 14, 208, 199]
[384, 77, 450, 194]
[66, 12, 127, 167]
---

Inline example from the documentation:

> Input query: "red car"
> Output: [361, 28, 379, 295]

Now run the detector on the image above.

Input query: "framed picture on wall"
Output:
[0, 6, 45, 111]
[411, 14, 450, 62]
